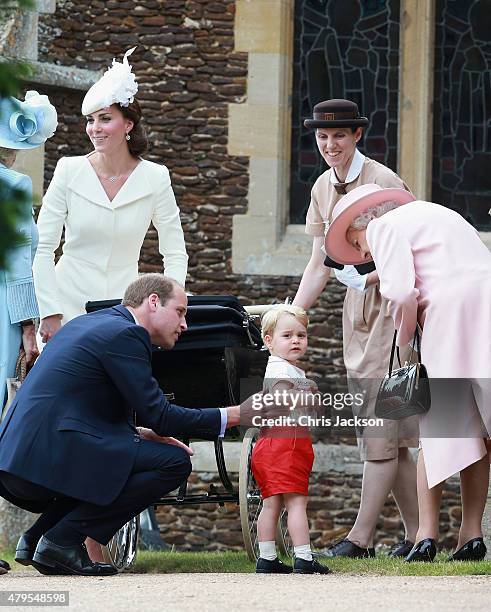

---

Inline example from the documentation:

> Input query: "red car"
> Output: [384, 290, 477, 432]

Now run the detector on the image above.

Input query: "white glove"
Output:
[334, 265, 367, 292]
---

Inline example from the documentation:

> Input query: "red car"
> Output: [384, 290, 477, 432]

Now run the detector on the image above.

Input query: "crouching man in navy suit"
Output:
[0, 274, 240, 576]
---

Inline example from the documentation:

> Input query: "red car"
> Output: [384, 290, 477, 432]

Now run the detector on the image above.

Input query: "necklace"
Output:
[100, 174, 125, 183]
[93, 159, 138, 183]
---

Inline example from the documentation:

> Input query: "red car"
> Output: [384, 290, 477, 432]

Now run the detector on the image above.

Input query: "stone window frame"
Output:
[229, 0, 490, 277]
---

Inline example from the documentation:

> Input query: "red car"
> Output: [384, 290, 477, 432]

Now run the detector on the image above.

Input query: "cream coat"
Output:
[33, 155, 188, 322]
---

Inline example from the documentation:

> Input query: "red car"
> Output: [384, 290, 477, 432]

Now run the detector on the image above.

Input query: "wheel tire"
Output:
[102, 515, 139, 571]
[276, 508, 293, 557]
[239, 427, 262, 562]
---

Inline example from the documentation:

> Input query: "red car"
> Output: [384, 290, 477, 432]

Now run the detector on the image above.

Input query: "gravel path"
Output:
[1, 571, 490, 611]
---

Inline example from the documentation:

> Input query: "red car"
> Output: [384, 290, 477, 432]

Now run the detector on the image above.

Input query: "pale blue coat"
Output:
[0, 164, 39, 407]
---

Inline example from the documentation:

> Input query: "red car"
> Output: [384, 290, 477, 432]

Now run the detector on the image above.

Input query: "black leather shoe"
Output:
[33, 536, 117, 576]
[256, 557, 293, 574]
[15, 533, 65, 576]
[15, 533, 42, 566]
[0, 559, 9, 574]
[255, 557, 292, 574]
[388, 539, 414, 558]
[293, 557, 331, 574]
[316, 538, 375, 559]
[405, 538, 436, 562]
[447, 537, 486, 562]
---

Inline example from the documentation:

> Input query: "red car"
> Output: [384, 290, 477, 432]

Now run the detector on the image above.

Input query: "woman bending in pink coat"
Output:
[325, 183, 491, 562]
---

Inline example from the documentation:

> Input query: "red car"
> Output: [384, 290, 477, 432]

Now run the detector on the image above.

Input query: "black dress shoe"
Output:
[316, 538, 375, 559]
[15, 533, 65, 576]
[293, 557, 331, 574]
[388, 539, 414, 558]
[15, 533, 38, 566]
[0, 559, 9, 574]
[255, 557, 292, 574]
[447, 537, 487, 562]
[405, 538, 436, 562]
[33, 536, 117, 576]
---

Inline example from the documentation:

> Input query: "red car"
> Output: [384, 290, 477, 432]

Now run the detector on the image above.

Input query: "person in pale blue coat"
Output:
[0, 91, 57, 575]
[0, 160, 39, 401]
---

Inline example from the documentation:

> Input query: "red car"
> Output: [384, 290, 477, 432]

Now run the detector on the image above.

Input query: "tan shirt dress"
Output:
[305, 151, 418, 459]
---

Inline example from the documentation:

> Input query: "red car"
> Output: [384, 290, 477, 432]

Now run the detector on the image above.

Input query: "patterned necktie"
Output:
[333, 169, 348, 195]
[333, 182, 348, 195]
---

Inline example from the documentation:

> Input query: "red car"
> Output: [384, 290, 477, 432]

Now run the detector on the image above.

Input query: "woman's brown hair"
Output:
[120, 99, 148, 157]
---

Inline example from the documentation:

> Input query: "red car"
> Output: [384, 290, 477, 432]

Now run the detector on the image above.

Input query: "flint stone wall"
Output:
[36, 0, 461, 550]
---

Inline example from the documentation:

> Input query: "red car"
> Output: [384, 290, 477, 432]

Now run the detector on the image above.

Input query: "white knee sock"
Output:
[258, 540, 277, 561]
[294, 544, 312, 561]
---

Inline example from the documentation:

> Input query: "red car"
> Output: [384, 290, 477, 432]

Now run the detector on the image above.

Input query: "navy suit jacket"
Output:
[0, 305, 220, 507]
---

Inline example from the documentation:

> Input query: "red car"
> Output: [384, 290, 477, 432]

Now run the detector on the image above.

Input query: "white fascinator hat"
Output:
[0, 90, 58, 150]
[81, 47, 139, 116]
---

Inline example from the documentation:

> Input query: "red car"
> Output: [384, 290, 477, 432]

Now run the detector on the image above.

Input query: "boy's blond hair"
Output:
[261, 304, 309, 340]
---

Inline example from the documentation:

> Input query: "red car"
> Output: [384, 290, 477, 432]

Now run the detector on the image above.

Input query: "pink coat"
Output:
[366, 201, 491, 487]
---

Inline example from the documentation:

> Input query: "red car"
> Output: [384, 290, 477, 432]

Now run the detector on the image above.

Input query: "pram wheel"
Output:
[239, 428, 261, 561]
[101, 515, 139, 571]
[276, 508, 292, 557]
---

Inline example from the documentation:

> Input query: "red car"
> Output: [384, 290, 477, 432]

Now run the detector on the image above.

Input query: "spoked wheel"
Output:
[239, 428, 262, 561]
[102, 515, 139, 571]
[276, 508, 293, 558]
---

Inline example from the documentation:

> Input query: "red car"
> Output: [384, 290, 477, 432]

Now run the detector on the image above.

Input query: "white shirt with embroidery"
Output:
[263, 356, 311, 392]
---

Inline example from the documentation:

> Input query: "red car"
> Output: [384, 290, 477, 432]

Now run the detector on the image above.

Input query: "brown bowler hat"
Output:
[304, 99, 369, 129]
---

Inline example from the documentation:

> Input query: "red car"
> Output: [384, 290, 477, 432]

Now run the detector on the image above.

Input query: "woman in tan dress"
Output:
[293, 99, 419, 558]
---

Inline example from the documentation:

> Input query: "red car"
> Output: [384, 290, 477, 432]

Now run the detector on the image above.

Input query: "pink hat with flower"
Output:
[324, 183, 416, 265]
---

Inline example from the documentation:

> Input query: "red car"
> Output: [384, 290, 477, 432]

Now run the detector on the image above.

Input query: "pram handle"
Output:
[243, 304, 280, 316]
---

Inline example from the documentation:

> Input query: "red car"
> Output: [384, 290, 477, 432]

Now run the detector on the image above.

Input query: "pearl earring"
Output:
[126, 133, 131, 141]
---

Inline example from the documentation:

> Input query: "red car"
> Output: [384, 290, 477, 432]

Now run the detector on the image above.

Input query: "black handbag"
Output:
[375, 328, 431, 420]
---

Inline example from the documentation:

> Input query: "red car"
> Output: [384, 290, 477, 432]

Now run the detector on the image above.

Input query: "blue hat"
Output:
[0, 90, 57, 150]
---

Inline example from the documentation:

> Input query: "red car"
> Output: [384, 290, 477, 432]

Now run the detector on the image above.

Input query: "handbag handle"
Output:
[389, 328, 421, 375]
[15, 350, 27, 383]
[388, 330, 397, 375]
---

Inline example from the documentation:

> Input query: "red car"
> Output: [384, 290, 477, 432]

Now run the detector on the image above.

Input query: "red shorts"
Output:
[251, 434, 314, 499]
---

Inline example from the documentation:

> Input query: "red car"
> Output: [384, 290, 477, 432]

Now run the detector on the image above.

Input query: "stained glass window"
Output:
[289, 0, 401, 223]
[432, 0, 491, 230]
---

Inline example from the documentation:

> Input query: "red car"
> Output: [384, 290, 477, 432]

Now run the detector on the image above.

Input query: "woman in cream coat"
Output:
[33, 152, 188, 328]
[33, 48, 188, 341]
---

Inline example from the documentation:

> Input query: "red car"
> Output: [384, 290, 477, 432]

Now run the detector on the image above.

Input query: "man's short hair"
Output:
[122, 274, 179, 308]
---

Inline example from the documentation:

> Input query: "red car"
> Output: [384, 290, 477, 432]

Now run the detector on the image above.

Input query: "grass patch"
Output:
[131, 550, 255, 574]
[0, 550, 17, 569]
[131, 550, 491, 576]
[325, 553, 491, 576]
[2, 548, 490, 576]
